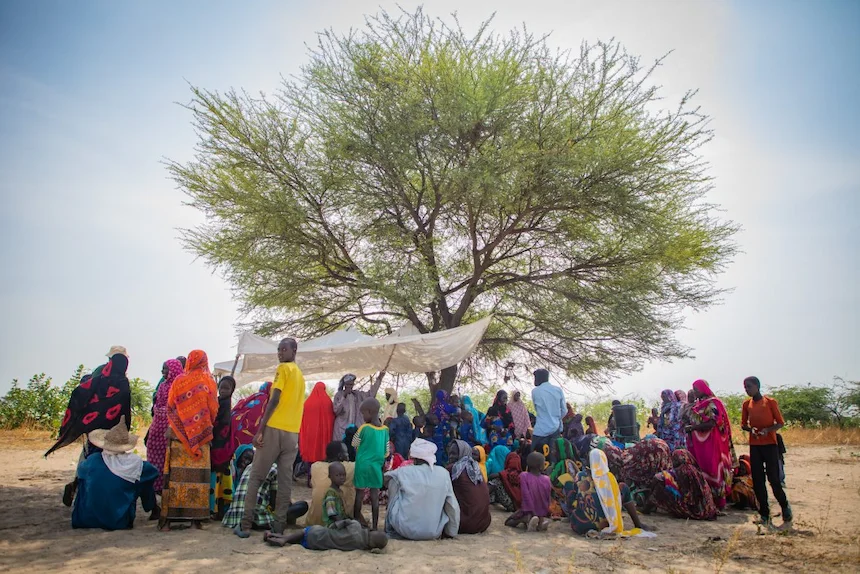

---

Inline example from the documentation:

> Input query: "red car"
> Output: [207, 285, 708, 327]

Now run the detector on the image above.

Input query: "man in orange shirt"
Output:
[741, 376, 792, 530]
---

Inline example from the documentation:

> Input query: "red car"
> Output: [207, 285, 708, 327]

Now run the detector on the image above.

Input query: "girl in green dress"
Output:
[351, 397, 389, 530]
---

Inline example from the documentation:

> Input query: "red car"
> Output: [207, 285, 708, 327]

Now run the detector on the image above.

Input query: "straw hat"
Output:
[106, 345, 129, 358]
[88, 416, 138, 453]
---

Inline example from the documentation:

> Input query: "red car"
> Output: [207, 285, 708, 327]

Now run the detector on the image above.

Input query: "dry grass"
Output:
[0, 415, 151, 451]
[712, 527, 742, 574]
[730, 424, 860, 446]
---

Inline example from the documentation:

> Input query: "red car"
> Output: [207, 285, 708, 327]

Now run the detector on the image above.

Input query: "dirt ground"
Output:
[1, 432, 858, 573]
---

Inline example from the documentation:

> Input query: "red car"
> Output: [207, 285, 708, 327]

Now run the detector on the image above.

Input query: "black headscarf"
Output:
[45, 354, 132, 457]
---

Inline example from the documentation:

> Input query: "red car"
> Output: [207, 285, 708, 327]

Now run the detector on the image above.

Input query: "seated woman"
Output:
[730, 454, 757, 510]
[488, 451, 522, 513]
[222, 445, 308, 530]
[447, 440, 491, 534]
[306, 441, 357, 526]
[72, 417, 158, 530]
[384, 438, 460, 540]
[563, 450, 651, 537]
[616, 437, 672, 488]
[649, 449, 717, 520]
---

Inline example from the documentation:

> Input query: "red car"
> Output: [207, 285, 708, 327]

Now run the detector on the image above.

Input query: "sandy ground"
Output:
[1, 433, 858, 574]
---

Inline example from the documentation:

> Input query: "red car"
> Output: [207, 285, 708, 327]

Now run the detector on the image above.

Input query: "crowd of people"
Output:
[48, 341, 793, 552]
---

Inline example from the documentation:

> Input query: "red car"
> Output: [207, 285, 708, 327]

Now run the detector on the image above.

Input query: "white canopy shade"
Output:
[217, 316, 492, 386]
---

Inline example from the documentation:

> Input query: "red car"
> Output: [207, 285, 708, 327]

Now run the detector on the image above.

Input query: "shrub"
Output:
[0, 365, 152, 431]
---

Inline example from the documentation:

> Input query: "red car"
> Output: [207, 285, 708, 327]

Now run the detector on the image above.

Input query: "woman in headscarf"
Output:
[508, 391, 531, 440]
[486, 444, 510, 476]
[222, 444, 309, 530]
[563, 449, 651, 537]
[674, 390, 688, 449]
[657, 390, 684, 451]
[617, 437, 672, 488]
[649, 449, 718, 520]
[47, 353, 132, 458]
[159, 350, 219, 531]
[211, 376, 237, 518]
[383, 387, 398, 422]
[585, 416, 599, 436]
[461, 396, 488, 444]
[564, 406, 585, 441]
[499, 451, 524, 509]
[431, 390, 458, 465]
[230, 382, 271, 451]
[730, 454, 757, 510]
[300, 382, 335, 466]
[473, 445, 488, 483]
[680, 389, 696, 450]
[483, 390, 513, 430]
[448, 440, 491, 534]
[147, 359, 184, 494]
[687, 379, 735, 510]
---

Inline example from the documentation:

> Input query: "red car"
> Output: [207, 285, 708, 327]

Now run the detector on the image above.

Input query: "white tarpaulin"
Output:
[218, 316, 492, 386]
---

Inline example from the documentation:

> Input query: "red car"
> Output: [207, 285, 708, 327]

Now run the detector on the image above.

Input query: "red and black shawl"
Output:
[45, 355, 131, 457]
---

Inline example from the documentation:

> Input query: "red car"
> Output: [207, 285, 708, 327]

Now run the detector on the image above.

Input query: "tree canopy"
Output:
[170, 8, 738, 392]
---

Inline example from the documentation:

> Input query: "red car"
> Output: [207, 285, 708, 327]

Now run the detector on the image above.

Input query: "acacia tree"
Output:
[170, 9, 738, 394]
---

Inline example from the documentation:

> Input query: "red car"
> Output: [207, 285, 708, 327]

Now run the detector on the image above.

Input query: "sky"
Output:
[0, 0, 858, 401]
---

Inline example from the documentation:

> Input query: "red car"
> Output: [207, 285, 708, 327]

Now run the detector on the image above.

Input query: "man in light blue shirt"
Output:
[531, 368, 566, 463]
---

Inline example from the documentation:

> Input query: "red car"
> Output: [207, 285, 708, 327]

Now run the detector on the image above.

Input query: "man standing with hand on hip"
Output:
[235, 338, 305, 538]
[741, 375, 792, 531]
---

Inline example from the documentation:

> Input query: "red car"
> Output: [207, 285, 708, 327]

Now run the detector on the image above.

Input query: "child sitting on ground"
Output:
[323, 462, 349, 527]
[265, 519, 388, 552]
[505, 451, 552, 532]
[307, 441, 356, 526]
[352, 398, 389, 531]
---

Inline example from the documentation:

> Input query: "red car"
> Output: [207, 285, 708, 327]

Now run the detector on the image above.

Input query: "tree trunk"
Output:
[437, 364, 458, 395]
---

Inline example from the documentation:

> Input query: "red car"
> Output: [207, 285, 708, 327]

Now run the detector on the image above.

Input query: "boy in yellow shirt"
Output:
[236, 338, 305, 538]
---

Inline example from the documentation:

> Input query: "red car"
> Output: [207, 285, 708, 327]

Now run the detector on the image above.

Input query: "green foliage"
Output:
[169, 7, 738, 392]
[0, 365, 152, 430]
[769, 385, 834, 426]
[128, 378, 154, 425]
[0, 374, 63, 430]
[721, 393, 747, 425]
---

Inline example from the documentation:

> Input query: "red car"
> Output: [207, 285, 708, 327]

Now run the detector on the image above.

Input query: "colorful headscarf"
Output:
[509, 391, 531, 439]
[167, 350, 219, 458]
[656, 449, 718, 520]
[232, 444, 254, 484]
[462, 396, 487, 443]
[299, 382, 335, 464]
[230, 382, 271, 452]
[585, 416, 598, 435]
[431, 390, 457, 423]
[589, 449, 652, 537]
[499, 451, 523, 508]
[486, 445, 511, 475]
[450, 439, 483, 484]
[674, 390, 687, 403]
[692, 380, 732, 439]
[474, 445, 488, 482]
[45, 355, 131, 457]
